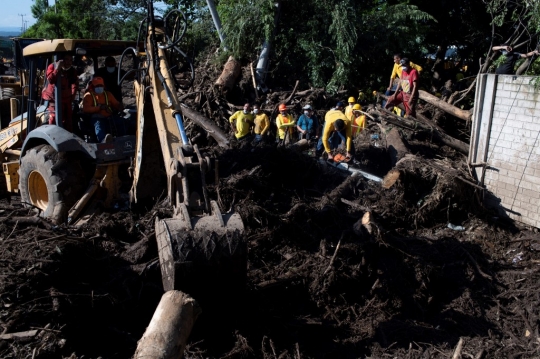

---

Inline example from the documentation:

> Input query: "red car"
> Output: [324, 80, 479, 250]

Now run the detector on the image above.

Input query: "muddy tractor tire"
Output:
[19, 145, 86, 224]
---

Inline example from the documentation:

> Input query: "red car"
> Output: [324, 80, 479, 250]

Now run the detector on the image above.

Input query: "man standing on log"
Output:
[385, 58, 419, 118]
[492, 45, 538, 75]
[384, 53, 422, 108]
[317, 102, 353, 161]
[229, 103, 254, 140]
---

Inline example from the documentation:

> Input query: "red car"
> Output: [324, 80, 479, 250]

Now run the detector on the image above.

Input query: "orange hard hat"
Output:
[92, 77, 104, 87]
[279, 104, 287, 111]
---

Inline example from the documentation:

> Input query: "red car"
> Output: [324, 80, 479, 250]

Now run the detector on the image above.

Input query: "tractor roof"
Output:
[23, 39, 139, 57]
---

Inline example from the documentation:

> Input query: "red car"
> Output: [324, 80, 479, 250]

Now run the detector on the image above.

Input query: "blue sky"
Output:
[0, 0, 170, 30]
[0, 0, 37, 28]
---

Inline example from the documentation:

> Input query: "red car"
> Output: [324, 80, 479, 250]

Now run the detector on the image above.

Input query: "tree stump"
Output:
[215, 56, 241, 91]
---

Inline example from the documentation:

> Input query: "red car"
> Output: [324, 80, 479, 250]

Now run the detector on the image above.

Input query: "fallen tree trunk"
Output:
[373, 108, 469, 155]
[181, 104, 230, 148]
[418, 90, 471, 121]
[384, 127, 409, 166]
[134, 291, 201, 359]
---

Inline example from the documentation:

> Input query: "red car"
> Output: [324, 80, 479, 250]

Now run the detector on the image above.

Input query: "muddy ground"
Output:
[1, 60, 540, 359]
[1, 140, 539, 359]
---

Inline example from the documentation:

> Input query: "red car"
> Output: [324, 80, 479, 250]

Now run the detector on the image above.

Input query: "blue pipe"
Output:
[174, 113, 189, 145]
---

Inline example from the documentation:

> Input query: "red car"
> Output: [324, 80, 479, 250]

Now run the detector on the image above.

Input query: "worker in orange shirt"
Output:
[82, 77, 124, 142]
[276, 103, 295, 144]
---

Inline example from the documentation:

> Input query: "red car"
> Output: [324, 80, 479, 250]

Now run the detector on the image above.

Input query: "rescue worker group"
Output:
[43, 50, 419, 159]
[230, 54, 420, 161]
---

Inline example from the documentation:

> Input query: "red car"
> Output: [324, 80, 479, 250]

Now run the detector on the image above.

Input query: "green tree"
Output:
[218, 0, 435, 93]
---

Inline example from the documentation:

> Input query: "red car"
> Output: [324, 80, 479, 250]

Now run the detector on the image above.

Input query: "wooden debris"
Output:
[0, 330, 38, 340]
[451, 337, 464, 359]
[215, 56, 241, 90]
[323, 237, 342, 275]
[373, 108, 469, 154]
[382, 169, 400, 189]
[250, 61, 259, 99]
[384, 127, 409, 166]
[134, 291, 201, 359]
[180, 104, 230, 148]
[418, 90, 472, 121]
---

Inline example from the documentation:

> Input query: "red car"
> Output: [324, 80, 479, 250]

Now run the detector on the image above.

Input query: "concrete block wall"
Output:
[470, 74, 540, 228]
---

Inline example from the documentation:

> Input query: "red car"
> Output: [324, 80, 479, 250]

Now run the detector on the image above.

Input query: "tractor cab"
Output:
[21, 39, 139, 143]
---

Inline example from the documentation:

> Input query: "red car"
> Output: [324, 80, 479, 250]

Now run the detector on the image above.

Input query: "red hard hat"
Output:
[279, 104, 287, 111]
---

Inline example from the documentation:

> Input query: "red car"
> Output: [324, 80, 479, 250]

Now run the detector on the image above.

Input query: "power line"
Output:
[18, 14, 27, 34]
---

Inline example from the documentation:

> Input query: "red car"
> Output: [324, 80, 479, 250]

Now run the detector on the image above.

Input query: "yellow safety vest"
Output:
[91, 91, 110, 110]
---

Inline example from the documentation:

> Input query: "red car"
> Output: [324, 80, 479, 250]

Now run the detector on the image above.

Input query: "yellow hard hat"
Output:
[348, 97, 355, 103]
[353, 104, 362, 110]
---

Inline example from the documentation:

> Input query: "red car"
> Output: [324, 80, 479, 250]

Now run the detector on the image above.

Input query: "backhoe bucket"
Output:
[155, 200, 246, 293]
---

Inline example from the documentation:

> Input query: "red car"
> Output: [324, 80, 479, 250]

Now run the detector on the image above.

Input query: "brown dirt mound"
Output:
[2, 144, 539, 358]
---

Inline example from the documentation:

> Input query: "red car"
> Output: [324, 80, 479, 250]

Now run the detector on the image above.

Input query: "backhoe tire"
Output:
[19, 145, 85, 224]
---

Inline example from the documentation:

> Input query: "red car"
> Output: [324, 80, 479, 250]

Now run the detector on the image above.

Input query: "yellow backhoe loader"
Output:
[0, 3, 245, 294]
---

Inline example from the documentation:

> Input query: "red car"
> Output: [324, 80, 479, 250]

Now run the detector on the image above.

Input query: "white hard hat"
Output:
[302, 104, 313, 110]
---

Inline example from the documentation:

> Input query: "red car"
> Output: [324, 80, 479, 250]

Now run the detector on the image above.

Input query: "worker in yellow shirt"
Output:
[252, 103, 270, 142]
[276, 103, 295, 144]
[344, 96, 356, 121]
[384, 52, 422, 108]
[316, 102, 353, 161]
[351, 104, 366, 136]
[229, 103, 255, 140]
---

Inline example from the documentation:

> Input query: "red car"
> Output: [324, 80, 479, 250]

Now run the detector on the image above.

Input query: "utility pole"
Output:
[18, 14, 26, 34]
[206, 0, 227, 51]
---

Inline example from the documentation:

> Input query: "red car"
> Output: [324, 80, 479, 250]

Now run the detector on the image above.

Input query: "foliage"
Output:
[22, 0, 540, 94]
[217, 0, 274, 59]
[218, 0, 436, 93]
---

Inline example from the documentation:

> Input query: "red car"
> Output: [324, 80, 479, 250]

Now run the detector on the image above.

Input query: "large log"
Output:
[373, 108, 469, 154]
[385, 127, 409, 166]
[134, 291, 201, 359]
[215, 56, 241, 90]
[418, 90, 471, 121]
[180, 104, 230, 148]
